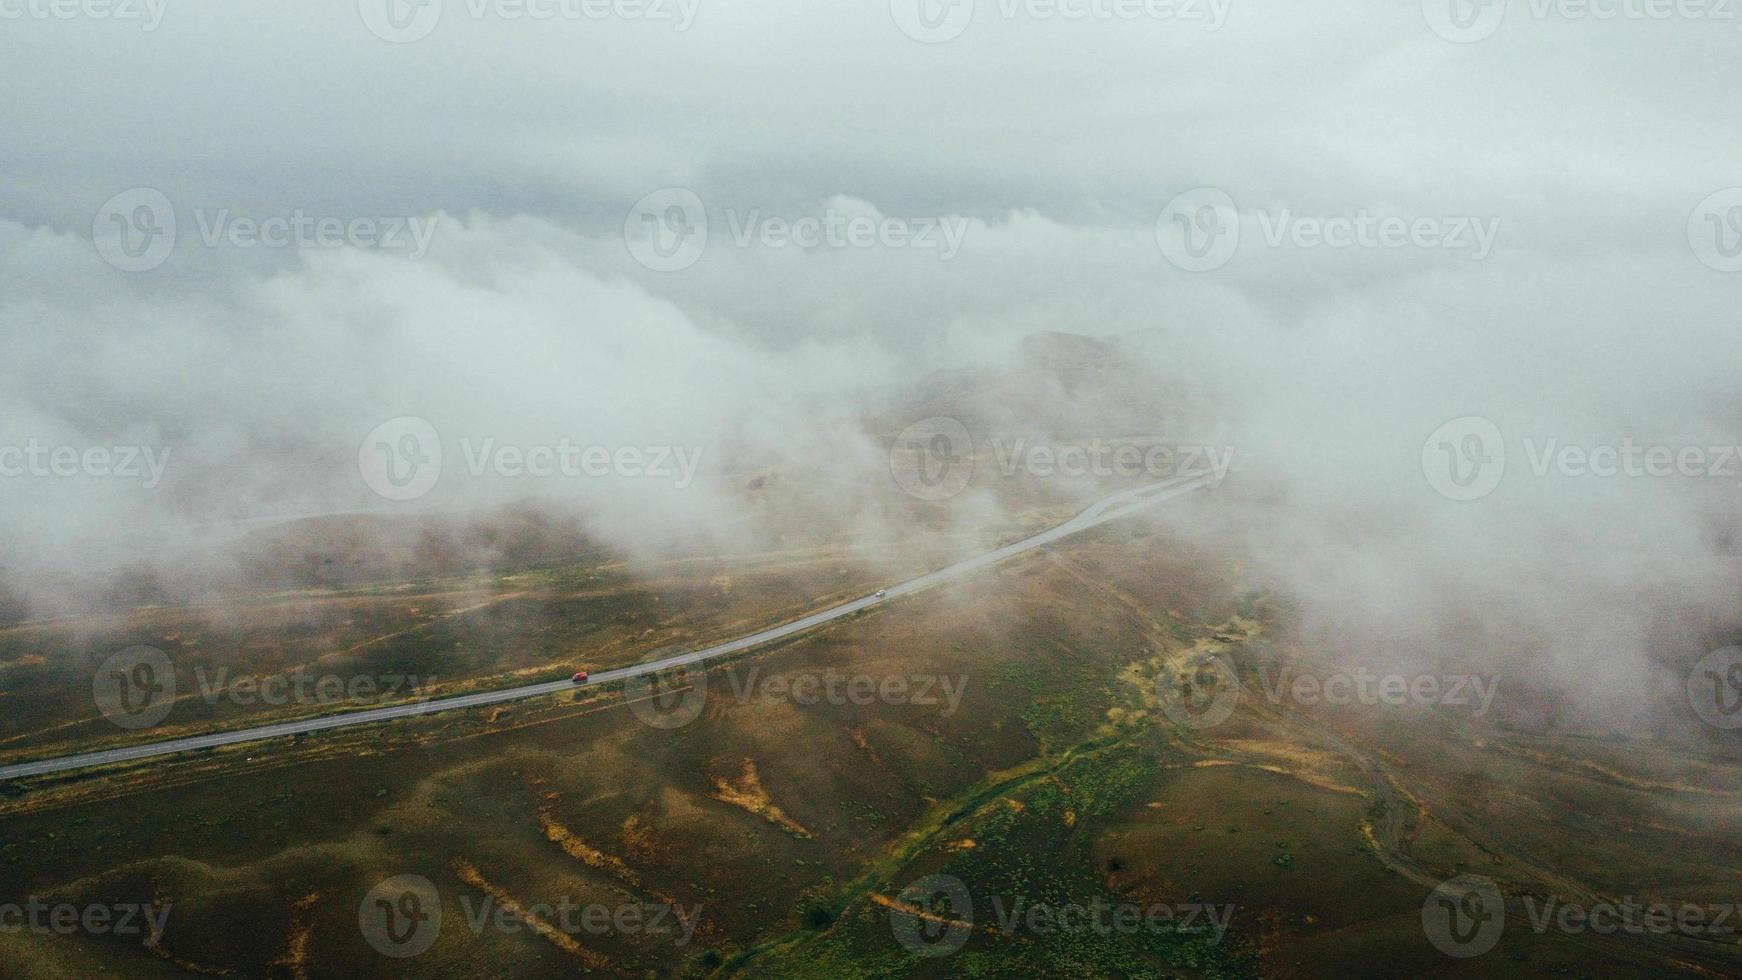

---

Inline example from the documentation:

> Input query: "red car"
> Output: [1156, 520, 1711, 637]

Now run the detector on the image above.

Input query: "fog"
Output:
[2, 1, 1738, 729]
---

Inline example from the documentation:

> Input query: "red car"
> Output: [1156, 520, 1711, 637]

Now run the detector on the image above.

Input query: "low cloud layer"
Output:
[2, 4, 1739, 733]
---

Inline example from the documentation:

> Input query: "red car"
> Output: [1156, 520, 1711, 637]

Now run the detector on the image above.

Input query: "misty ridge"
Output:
[1, 202, 1737, 749]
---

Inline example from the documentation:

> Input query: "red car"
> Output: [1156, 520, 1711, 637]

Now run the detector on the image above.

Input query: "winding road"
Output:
[0, 473, 1219, 782]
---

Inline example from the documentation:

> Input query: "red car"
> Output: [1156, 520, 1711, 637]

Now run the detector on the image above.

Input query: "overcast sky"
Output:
[4, 2, 1735, 349]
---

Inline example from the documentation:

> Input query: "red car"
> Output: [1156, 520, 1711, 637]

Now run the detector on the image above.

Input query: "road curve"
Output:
[0, 473, 1219, 782]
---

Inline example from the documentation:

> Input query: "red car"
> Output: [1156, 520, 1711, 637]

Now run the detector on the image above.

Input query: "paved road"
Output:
[0, 473, 1218, 782]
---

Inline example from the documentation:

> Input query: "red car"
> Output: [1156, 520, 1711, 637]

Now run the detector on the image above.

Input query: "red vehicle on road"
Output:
[571, 670, 590, 684]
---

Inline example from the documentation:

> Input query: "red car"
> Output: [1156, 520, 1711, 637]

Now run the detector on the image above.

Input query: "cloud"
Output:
[3, 4, 1740, 732]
